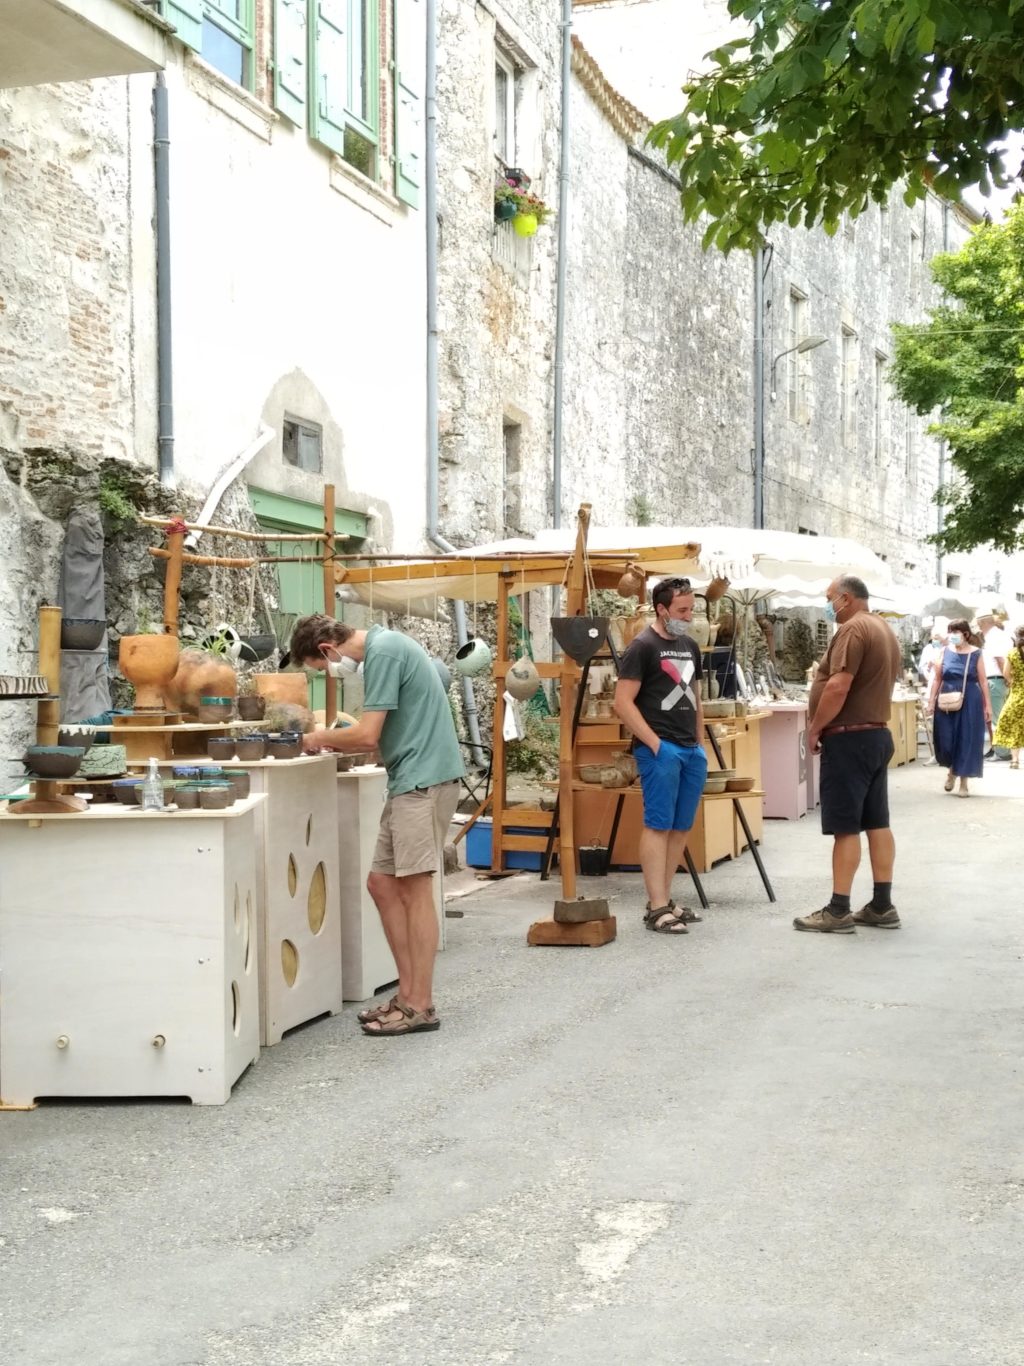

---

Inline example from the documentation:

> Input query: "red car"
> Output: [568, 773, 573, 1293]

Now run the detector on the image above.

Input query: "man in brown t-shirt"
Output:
[794, 575, 902, 935]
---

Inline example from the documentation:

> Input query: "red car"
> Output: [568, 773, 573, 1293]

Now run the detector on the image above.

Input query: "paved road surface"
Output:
[3, 757, 1022, 1365]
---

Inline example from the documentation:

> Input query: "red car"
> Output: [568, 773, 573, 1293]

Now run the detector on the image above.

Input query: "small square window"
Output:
[283, 417, 323, 473]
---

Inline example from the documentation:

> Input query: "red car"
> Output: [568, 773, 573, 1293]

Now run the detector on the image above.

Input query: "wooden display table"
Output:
[0, 797, 265, 1107]
[156, 755, 343, 1046]
[887, 697, 917, 767]
[335, 767, 447, 1002]
[761, 703, 810, 820]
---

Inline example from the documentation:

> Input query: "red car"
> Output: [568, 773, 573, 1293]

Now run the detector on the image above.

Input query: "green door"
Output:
[248, 488, 367, 714]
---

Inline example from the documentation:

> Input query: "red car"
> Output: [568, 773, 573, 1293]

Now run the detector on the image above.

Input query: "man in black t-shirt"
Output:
[614, 576, 708, 935]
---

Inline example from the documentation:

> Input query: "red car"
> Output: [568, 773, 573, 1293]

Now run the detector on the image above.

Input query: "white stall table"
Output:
[0, 796, 265, 1107]
[336, 767, 446, 1002]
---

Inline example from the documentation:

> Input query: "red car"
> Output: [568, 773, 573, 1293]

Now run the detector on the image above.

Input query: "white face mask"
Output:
[321, 646, 360, 678]
[663, 618, 690, 639]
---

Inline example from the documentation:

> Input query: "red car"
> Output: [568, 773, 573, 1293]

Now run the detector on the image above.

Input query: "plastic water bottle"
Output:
[140, 757, 164, 812]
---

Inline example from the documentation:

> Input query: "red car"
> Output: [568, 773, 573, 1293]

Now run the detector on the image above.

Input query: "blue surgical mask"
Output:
[948, 633, 963, 647]
[824, 601, 836, 622]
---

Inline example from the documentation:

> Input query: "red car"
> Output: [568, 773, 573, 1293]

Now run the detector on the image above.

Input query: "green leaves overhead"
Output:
[889, 204, 1024, 553]
[647, 0, 1024, 253]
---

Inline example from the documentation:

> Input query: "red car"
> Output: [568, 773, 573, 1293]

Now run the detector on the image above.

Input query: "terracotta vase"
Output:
[254, 673, 309, 708]
[616, 563, 646, 603]
[118, 634, 181, 710]
[705, 576, 730, 603]
[162, 647, 237, 716]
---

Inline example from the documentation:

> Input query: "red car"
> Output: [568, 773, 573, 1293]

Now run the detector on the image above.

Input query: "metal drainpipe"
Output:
[424, 0, 485, 766]
[551, 0, 572, 531]
[752, 243, 765, 528]
[935, 201, 950, 584]
[153, 73, 175, 489]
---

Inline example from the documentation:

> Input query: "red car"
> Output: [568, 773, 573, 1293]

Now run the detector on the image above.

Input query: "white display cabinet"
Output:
[0, 797, 264, 1107]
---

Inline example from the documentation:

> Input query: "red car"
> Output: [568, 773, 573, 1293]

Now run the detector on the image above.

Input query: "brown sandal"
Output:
[643, 905, 689, 934]
[357, 995, 399, 1025]
[362, 1002, 441, 1036]
[646, 898, 702, 925]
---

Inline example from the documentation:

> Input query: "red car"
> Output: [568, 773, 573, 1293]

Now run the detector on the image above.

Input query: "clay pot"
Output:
[57, 725, 96, 750]
[705, 576, 730, 603]
[207, 736, 237, 761]
[235, 734, 267, 761]
[610, 750, 638, 783]
[61, 618, 106, 651]
[199, 783, 235, 810]
[174, 784, 202, 810]
[133, 779, 175, 805]
[23, 745, 85, 778]
[113, 778, 143, 804]
[453, 638, 492, 678]
[266, 733, 302, 760]
[505, 655, 540, 700]
[119, 634, 181, 710]
[616, 563, 646, 603]
[254, 672, 309, 708]
[223, 770, 251, 800]
[197, 697, 234, 724]
[162, 648, 236, 716]
[236, 695, 266, 722]
[599, 766, 629, 788]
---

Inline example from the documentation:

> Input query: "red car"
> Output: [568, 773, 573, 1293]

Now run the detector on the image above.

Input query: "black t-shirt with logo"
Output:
[617, 626, 703, 747]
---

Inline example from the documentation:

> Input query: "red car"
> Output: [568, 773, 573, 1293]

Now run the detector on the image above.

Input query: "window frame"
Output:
[785, 286, 809, 424]
[343, 0, 380, 151]
[202, 0, 256, 89]
[494, 45, 517, 167]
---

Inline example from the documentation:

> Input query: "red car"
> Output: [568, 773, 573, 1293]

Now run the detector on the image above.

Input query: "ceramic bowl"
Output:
[60, 618, 106, 651]
[174, 784, 202, 810]
[578, 764, 605, 784]
[23, 745, 85, 778]
[199, 783, 235, 810]
[57, 725, 97, 751]
[113, 777, 144, 804]
[726, 776, 755, 792]
[266, 733, 302, 760]
[703, 777, 728, 795]
[712, 768, 737, 780]
[235, 734, 267, 761]
[197, 697, 235, 724]
[207, 736, 236, 760]
[132, 778, 176, 804]
[223, 770, 250, 800]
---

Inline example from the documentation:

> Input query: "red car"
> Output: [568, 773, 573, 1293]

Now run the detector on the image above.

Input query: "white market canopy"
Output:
[336, 524, 893, 616]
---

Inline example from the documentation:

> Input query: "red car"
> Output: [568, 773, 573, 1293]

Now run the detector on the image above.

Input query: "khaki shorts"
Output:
[371, 780, 461, 878]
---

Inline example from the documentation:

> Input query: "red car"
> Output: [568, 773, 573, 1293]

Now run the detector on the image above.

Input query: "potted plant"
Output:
[494, 176, 554, 236]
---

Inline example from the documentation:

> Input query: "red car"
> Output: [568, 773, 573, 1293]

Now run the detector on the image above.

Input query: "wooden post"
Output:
[557, 505, 593, 901]
[489, 572, 511, 872]
[323, 483, 337, 727]
[20, 604, 87, 814]
[163, 527, 184, 636]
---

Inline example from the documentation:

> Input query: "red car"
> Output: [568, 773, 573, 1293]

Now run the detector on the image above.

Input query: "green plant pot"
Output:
[495, 198, 517, 222]
[513, 213, 538, 237]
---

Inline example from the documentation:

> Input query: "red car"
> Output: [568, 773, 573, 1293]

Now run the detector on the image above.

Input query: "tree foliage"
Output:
[647, 0, 1024, 253]
[888, 202, 1024, 553]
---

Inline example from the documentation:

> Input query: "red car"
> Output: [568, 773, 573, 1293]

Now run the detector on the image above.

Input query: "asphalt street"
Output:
[2, 754, 1022, 1366]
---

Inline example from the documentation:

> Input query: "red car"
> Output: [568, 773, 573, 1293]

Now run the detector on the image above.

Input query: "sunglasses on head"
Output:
[660, 577, 692, 591]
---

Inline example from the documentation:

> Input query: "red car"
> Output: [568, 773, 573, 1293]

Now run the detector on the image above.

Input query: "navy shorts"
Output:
[634, 740, 708, 832]
[819, 729, 895, 835]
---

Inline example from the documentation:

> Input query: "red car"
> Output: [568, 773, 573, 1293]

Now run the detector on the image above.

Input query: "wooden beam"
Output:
[163, 528, 184, 636]
[323, 484, 337, 728]
[489, 572, 510, 873]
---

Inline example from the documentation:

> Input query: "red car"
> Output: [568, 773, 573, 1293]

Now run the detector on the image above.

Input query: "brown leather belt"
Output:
[821, 722, 887, 736]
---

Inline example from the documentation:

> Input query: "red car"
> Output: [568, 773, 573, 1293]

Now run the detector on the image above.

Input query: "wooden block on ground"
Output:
[553, 897, 610, 924]
[527, 916, 617, 947]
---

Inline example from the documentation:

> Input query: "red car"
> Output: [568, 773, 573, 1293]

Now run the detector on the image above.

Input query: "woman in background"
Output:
[993, 625, 1024, 769]
[928, 619, 992, 797]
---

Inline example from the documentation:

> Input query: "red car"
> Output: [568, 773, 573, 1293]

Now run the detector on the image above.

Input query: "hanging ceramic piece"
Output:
[550, 616, 608, 665]
[505, 655, 540, 700]
[616, 562, 646, 603]
[453, 638, 492, 677]
[431, 656, 452, 691]
[705, 576, 730, 603]
[687, 616, 711, 649]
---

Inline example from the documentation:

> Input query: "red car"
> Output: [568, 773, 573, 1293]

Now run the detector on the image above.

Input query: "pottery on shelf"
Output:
[133, 778, 176, 805]
[113, 777, 144, 804]
[726, 776, 755, 792]
[119, 633, 181, 710]
[163, 647, 237, 716]
[199, 783, 235, 810]
[235, 734, 267, 761]
[197, 696, 235, 724]
[57, 725, 96, 750]
[174, 784, 202, 810]
[236, 694, 267, 722]
[266, 733, 302, 760]
[223, 770, 251, 800]
[253, 672, 309, 708]
[23, 745, 85, 779]
[207, 736, 237, 761]
[60, 618, 106, 651]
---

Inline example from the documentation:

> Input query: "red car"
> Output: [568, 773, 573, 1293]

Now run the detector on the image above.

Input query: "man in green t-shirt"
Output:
[293, 615, 464, 1037]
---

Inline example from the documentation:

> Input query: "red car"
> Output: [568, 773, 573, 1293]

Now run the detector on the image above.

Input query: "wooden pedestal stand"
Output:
[17, 605, 87, 815]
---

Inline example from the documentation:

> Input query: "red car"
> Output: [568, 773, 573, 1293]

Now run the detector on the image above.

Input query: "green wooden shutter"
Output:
[274, 0, 309, 125]
[310, 0, 347, 154]
[393, 0, 423, 207]
[163, 0, 203, 50]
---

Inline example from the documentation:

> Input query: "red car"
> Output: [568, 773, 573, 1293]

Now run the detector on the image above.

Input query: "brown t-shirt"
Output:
[809, 611, 901, 726]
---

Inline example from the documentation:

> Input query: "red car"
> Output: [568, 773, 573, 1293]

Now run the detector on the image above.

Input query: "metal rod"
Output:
[551, 0, 573, 531]
[153, 74, 174, 489]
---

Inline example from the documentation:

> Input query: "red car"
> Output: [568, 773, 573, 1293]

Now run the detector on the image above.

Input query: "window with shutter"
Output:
[163, 0, 204, 50]
[274, 0, 308, 125]
[310, 0, 347, 154]
[162, 1, 254, 88]
[393, 0, 423, 206]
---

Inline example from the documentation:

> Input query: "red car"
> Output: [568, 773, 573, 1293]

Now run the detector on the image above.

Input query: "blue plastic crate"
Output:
[464, 817, 544, 871]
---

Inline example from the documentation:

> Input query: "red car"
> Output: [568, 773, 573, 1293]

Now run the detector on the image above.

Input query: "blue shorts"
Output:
[634, 740, 708, 832]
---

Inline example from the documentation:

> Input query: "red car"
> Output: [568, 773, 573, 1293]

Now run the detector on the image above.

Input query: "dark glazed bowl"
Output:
[235, 734, 267, 761]
[266, 733, 302, 760]
[223, 770, 251, 800]
[23, 745, 85, 778]
[60, 618, 106, 651]
[113, 777, 143, 804]
[207, 736, 237, 761]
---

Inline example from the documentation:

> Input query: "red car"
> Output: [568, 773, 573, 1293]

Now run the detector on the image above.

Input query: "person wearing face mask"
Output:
[927, 618, 992, 797]
[794, 575, 902, 935]
[291, 613, 464, 1037]
[917, 628, 946, 687]
[613, 576, 708, 935]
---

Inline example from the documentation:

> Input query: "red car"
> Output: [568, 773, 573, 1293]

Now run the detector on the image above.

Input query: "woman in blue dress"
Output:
[928, 619, 993, 797]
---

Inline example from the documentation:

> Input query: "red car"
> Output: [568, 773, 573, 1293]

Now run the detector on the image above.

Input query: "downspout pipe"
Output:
[153, 73, 175, 489]
[550, 0, 573, 531]
[752, 243, 765, 529]
[935, 201, 950, 584]
[424, 0, 485, 767]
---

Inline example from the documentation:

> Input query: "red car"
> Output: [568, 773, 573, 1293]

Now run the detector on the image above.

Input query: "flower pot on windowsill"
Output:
[513, 212, 538, 238]
[495, 198, 518, 222]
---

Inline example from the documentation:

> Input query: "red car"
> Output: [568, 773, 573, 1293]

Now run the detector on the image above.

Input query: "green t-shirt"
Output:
[361, 626, 464, 796]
